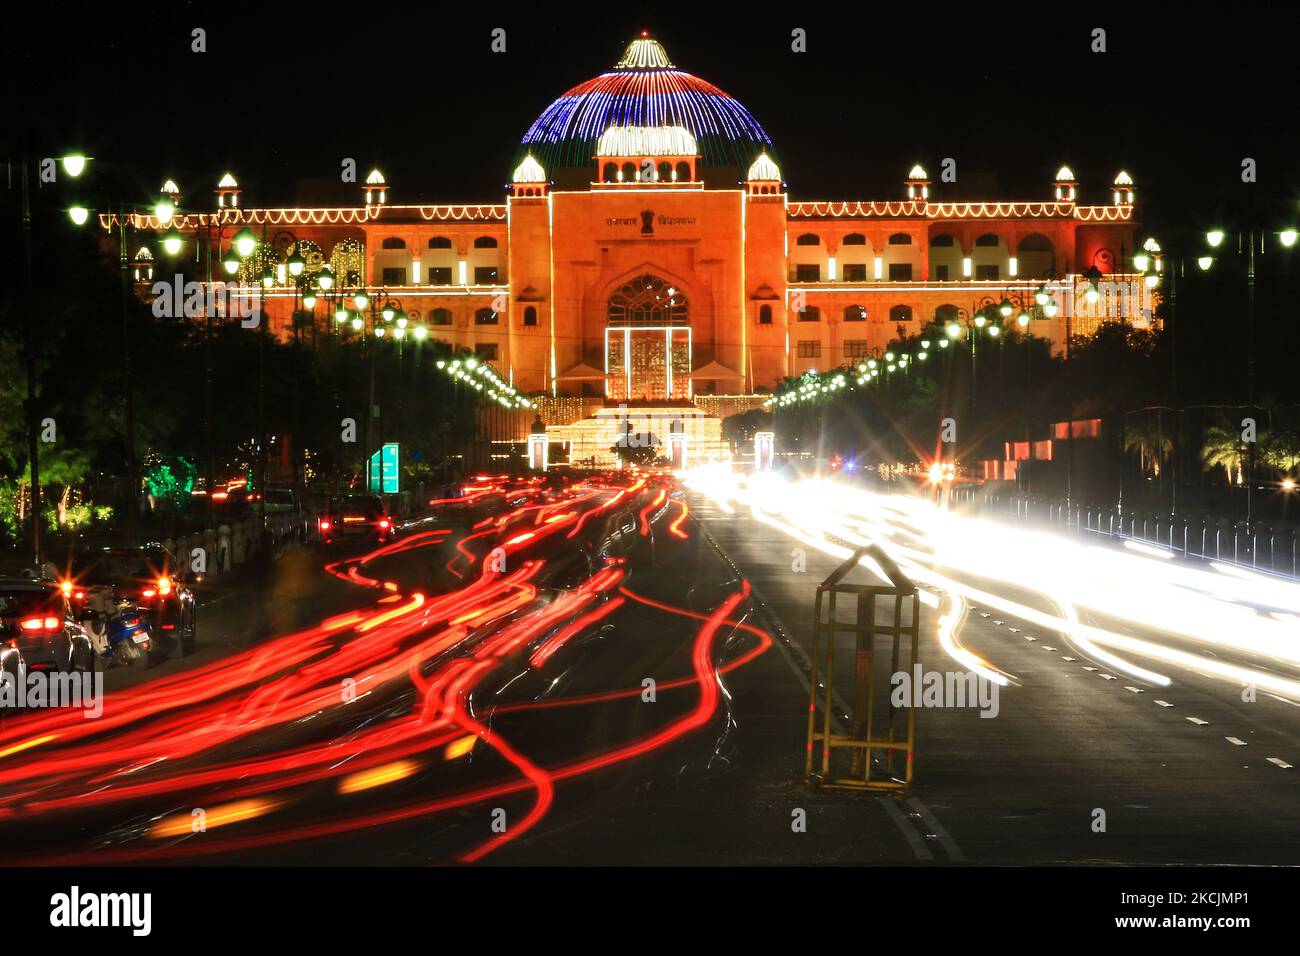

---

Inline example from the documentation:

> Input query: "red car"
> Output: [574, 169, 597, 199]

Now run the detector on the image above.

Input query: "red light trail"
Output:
[0, 473, 770, 865]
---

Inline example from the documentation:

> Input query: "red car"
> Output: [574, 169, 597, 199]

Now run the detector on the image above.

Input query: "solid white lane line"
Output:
[880, 798, 934, 861]
[906, 797, 967, 862]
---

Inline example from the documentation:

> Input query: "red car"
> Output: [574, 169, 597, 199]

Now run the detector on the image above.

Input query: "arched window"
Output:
[474, 307, 498, 325]
[889, 305, 913, 323]
[602, 162, 617, 183]
[427, 236, 452, 249]
[935, 304, 960, 324]
[795, 233, 821, 246]
[675, 161, 691, 182]
[844, 305, 867, 322]
[381, 237, 406, 249]
[430, 308, 453, 325]
[607, 274, 689, 324]
[621, 162, 636, 182]
[758, 304, 773, 325]
[798, 306, 821, 322]
[523, 306, 538, 327]
[974, 233, 1001, 247]
[888, 233, 912, 245]
[842, 233, 867, 246]
[657, 161, 672, 182]
[1017, 233, 1053, 252]
[473, 236, 498, 249]
[929, 233, 955, 247]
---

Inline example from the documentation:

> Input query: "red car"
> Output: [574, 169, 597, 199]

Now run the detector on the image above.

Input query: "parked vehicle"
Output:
[82, 595, 157, 668]
[0, 578, 97, 692]
[69, 546, 197, 657]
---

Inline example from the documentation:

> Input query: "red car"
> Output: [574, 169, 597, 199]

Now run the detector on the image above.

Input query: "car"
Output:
[0, 578, 97, 688]
[68, 547, 197, 656]
[319, 494, 394, 545]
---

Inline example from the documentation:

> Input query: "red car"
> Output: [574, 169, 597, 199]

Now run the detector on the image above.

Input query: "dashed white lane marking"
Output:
[1267, 757, 1293, 769]
[1007, 627, 1019, 633]
[1099, 673, 1117, 680]
[1061, 656, 1076, 662]
[1082, 666, 1097, 672]
[1225, 737, 1248, 746]
[1186, 717, 1209, 725]
[1024, 636, 1036, 642]
[993, 620, 1004, 625]
[1042, 646, 1056, 652]
[1154, 700, 1174, 708]
[1125, 686, 1144, 694]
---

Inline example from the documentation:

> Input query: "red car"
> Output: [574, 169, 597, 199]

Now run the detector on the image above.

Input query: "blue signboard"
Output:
[367, 443, 400, 493]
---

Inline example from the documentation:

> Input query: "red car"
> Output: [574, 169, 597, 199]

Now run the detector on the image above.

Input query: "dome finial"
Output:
[617, 34, 674, 69]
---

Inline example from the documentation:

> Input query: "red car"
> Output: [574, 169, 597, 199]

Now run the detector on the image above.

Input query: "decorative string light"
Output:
[520, 34, 774, 171]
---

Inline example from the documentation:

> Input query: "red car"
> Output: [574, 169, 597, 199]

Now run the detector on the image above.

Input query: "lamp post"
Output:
[1199, 224, 1297, 532]
[68, 167, 185, 547]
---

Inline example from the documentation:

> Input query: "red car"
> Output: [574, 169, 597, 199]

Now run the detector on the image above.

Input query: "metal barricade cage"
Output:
[805, 543, 921, 790]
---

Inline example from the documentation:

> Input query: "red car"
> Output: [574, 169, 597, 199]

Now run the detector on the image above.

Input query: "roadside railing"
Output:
[949, 487, 1300, 579]
[160, 512, 309, 579]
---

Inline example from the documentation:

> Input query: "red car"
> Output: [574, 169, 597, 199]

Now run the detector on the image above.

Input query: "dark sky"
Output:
[11, 2, 1300, 239]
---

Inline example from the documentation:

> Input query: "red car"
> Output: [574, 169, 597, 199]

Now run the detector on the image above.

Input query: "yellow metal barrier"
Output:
[805, 543, 920, 790]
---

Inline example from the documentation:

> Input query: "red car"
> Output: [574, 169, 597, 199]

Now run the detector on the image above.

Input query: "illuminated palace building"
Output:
[124, 34, 1151, 467]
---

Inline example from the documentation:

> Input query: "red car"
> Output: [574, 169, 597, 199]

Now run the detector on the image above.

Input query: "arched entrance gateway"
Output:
[604, 274, 692, 402]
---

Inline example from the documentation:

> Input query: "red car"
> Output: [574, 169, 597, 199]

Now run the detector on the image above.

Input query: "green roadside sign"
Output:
[367, 443, 400, 493]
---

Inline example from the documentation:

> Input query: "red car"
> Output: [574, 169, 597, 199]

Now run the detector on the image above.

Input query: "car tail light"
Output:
[379, 519, 390, 529]
[142, 588, 157, 598]
[158, 577, 172, 596]
[319, 519, 332, 531]
[19, 617, 60, 633]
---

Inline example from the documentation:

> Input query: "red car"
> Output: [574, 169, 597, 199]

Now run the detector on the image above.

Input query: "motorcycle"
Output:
[83, 592, 158, 668]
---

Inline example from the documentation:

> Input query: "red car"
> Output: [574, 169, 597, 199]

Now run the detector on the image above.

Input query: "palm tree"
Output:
[1201, 423, 1245, 486]
[1123, 415, 1172, 478]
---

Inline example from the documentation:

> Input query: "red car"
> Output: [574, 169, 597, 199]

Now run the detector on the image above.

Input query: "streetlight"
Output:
[1196, 224, 1297, 532]
[233, 228, 257, 258]
[65, 162, 192, 549]
[17, 151, 92, 565]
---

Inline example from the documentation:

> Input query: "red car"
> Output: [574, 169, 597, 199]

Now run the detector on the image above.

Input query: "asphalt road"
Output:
[686, 471, 1300, 865]
[1, 470, 1295, 866]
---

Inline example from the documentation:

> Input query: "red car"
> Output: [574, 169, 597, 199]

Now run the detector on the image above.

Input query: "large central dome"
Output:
[519, 34, 774, 178]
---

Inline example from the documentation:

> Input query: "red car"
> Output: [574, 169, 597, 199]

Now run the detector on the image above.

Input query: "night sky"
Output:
[14, 3, 1298, 240]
